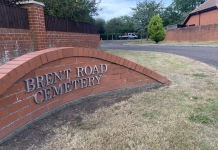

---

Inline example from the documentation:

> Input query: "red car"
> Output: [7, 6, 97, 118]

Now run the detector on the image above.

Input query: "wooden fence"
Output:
[44, 15, 98, 34]
[0, 4, 29, 29]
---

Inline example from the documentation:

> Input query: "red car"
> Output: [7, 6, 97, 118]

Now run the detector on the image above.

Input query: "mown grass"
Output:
[30, 50, 218, 150]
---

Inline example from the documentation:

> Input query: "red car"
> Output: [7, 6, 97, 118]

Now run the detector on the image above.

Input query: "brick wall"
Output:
[0, 29, 100, 63]
[186, 15, 199, 26]
[46, 31, 100, 49]
[0, 28, 34, 59]
[0, 47, 171, 142]
[186, 9, 218, 26]
[165, 24, 218, 42]
[0, 1, 100, 60]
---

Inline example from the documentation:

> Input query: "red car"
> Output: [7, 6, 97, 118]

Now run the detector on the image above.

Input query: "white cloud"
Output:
[95, 0, 172, 21]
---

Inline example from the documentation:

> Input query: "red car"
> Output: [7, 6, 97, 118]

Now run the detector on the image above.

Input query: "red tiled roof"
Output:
[190, 0, 218, 14]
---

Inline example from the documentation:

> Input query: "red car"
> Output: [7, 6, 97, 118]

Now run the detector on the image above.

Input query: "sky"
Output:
[96, 0, 172, 21]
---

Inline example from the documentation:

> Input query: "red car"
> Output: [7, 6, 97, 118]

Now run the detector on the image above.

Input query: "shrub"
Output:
[148, 15, 166, 43]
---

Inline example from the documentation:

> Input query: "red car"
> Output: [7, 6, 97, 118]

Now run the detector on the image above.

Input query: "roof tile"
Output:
[191, 0, 218, 14]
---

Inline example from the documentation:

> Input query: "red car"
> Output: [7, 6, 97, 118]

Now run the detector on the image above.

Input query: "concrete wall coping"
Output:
[18, 0, 45, 7]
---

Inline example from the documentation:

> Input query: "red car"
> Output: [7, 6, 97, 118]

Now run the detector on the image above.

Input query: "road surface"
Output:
[100, 40, 218, 68]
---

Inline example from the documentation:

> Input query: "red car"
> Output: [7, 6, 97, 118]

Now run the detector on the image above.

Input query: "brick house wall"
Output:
[186, 9, 218, 26]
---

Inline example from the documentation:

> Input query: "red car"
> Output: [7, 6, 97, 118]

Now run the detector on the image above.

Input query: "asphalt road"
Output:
[100, 40, 218, 68]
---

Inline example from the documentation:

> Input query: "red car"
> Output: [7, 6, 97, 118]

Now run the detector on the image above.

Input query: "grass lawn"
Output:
[126, 39, 218, 46]
[32, 50, 218, 150]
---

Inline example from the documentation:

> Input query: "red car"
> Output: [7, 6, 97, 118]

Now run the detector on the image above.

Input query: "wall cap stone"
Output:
[18, 0, 45, 7]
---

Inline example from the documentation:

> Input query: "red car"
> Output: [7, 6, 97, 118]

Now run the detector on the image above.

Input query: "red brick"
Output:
[88, 49, 94, 57]
[0, 74, 13, 89]
[111, 55, 116, 62]
[31, 106, 48, 119]
[127, 77, 139, 82]
[102, 52, 108, 60]
[115, 57, 121, 64]
[0, 125, 11, 139]
[48, 99, 63, 110]
[113, 78, 126, 85]
[106, 54, 112, 61]
[22, 62, 31, 74]
[121, 73, 136, 78]
[52, 51, 58, 60]
[123, 60, 129, 67]
[57, 49, 64, 59]
[0, 80, 7, 95]
[15, 66, 26, 78]
[107, 74, 120, 80]
[77, 57, 93, 63]
[46, 51, 54, 62]
[8, 99, 29, 113]
[0, 108, 7, 118]
[40, 53, 48, 64]
[1, 112, 19, 128]
[113, 68, 127, 74]
[119, 58, 125, 65]
[34, 56, 42, 68]
[131, 63, 137, 70]
[83, 48, 89, 57]
[10, 115, 31, 131]
[0, 94, 17, 108]
[60, 58, 77, 64]
[19, 104, 39, 117]
[135, 65, 141, 72]
[0, 67, 19, 83]
[120, 82, 134, 88]
[139, 66, 145, 73]
[73, 48, 79, 56]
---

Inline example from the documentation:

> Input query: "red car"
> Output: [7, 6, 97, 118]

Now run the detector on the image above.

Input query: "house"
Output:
[183, 0, 218, 26]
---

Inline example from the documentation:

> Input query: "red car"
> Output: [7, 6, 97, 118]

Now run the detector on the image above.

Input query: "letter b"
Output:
[24, 78, 36, 93]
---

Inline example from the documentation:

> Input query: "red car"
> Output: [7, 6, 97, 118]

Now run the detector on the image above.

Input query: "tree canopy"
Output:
[95, 18, 106, 34]
[38, 0, 101, 23]
[104, 16, 135, 34]
[132, 0, 163, 39]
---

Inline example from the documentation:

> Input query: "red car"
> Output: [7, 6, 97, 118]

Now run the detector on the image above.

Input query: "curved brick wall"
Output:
[0, 47, 170, 142]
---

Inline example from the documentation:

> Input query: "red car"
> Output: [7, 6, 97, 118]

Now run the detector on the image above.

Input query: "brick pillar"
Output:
[19, 1, 47, 51]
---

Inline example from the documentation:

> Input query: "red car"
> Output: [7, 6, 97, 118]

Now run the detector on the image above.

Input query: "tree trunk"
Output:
[146, 28, 148, 41]
[141, 31, 143, 44]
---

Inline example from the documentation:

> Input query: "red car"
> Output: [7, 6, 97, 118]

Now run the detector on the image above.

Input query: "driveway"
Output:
[100, 40, 218, 68]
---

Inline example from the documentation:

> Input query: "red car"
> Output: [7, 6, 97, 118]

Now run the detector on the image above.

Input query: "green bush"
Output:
[148, 15, 166, 43]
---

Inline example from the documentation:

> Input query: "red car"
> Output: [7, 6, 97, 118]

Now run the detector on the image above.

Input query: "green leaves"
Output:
[148, 15, 166, 43]
[131, 0, 163, 38]
[104, 16, 134, 34]
[38, 0, 101, 23]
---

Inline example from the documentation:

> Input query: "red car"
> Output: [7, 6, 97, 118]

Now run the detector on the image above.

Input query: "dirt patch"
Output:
[0, 87, 153, 150]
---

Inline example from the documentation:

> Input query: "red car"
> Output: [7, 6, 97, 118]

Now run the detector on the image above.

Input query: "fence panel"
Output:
[0, 4, 29, 29]
[45, 15, 98, 34]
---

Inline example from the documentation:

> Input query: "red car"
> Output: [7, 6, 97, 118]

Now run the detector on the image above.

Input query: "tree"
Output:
[95, 18, 106, 34]
[148, 15, 166, 43]
[105, 17, 123, 34]
[173, 0, 206, 14]
[38, 0, 101, 23]
[132, 0, 163, 41]
[104, 16, 135, 34]
[119, 16, 134, 33]
[160, 4, 184, 26]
